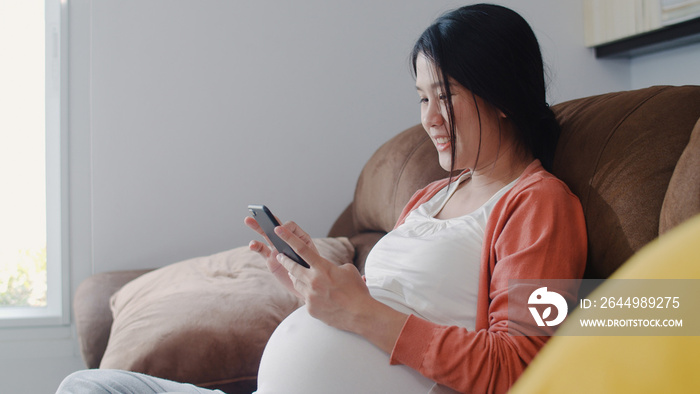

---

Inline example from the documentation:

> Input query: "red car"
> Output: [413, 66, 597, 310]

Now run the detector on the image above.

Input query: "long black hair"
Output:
[411, 3, 560, 173]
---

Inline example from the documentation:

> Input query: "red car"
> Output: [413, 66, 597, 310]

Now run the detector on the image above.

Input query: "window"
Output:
[0, 0, 67, 327]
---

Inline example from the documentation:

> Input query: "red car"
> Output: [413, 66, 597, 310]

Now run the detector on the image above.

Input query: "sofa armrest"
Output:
[74, 269, 153, 368]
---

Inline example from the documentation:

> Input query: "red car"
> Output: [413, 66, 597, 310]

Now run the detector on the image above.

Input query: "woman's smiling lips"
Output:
[432, 135, 451, 152]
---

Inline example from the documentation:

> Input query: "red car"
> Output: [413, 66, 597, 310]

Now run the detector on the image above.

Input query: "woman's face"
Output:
[415, 53, 505, 172]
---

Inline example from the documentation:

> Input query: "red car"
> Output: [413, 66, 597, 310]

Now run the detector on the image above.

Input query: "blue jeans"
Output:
[56, 369, 226, 394]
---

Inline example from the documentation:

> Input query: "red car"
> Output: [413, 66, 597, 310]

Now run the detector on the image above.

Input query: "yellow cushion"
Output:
[510, 214, 700, 393]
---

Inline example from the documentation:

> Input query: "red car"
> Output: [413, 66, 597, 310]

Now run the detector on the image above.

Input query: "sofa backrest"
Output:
[552, 86, 700, 278]
[330, 86, 700, 279]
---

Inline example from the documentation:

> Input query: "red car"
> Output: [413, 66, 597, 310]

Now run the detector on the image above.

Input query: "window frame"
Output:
[0, 0, 69, 329]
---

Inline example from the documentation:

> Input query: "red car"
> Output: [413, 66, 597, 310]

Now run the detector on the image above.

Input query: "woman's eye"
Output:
[419, 97, 428, 104]
[438, 93, 448, 100]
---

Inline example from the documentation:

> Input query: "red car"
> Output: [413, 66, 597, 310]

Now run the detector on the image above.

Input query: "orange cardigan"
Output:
[389, 160, 587, 393]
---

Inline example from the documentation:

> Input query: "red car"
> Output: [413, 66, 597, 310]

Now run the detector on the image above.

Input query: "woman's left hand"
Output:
[275, 223, 410, 354]
[273, 224, 373, 332]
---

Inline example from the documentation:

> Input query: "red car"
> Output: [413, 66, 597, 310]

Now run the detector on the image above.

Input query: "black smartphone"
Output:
[247, 204, 310, 268]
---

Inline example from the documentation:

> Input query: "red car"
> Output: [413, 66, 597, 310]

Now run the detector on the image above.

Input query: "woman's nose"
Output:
[422, 100, 444, 128]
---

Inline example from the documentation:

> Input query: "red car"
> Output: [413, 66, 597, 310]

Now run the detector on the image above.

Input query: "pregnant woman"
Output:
[57, 4, 586, 394]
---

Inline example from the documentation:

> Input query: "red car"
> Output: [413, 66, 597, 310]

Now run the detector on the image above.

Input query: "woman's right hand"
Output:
[244, 216, 302, 298]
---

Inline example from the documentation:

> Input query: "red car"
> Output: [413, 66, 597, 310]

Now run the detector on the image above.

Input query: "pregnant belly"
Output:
[255, 305, 435, 394]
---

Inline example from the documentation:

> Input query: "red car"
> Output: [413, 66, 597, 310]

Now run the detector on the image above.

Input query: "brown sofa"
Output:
[74, 85, 700, 393]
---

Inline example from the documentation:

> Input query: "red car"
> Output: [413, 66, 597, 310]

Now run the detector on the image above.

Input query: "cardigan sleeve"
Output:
[389, 174, 588, 393]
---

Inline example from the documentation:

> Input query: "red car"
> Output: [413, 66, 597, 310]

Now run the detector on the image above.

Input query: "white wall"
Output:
[9, 0, 696, 392]
[85, 0, 630, 276]
[631, 41, 700, 88]
[86, 0, 442, 273]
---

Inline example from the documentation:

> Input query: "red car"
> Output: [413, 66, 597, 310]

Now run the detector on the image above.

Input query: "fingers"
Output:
[280, 220, 313, 244]
[277, 253, 311, 297]
[246, 216, 307, 299]
[287, 269, 302, 290]
[244, 216, 277, 251]
[245, 214, 315, 252]
[274, 225, 328, 271]
[244, 216, 266, 238]
[276, 251, 309, 279]
[276, 226, 312, 257]
[248, 240, 271, 259]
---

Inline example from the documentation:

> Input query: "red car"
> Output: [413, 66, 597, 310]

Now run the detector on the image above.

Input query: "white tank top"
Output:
[255, 172, 517, 394]
[365, 171, 518, 329]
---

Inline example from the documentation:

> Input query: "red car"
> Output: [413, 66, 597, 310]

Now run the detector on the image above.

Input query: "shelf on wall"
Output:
[595, 16, 700, 58]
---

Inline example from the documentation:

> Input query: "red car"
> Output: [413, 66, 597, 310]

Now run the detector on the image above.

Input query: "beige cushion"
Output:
[100, 237, 355, 389]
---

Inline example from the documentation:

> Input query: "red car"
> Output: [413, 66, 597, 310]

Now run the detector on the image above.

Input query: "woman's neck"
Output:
[468, 141, 533, 191]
